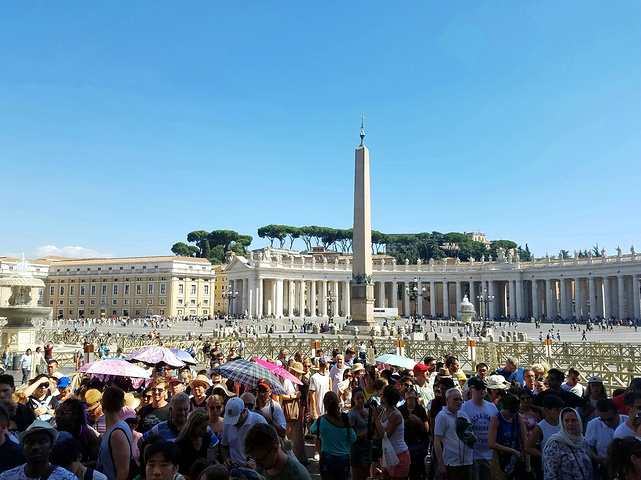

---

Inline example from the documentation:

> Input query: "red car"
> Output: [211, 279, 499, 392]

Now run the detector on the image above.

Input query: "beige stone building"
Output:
[212, 264, 228, 316]
[42, 256, 216, 319]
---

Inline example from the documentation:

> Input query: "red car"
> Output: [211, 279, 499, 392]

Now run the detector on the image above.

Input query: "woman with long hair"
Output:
[364, 371, 377, 402]
[518, 389, 541, 438]
[281, 361, 307, 464]
[488, 393, 530, 480]
[348, 387, 372, 480]
[310, 391, 356, 480]
[174, 409, 213, 475]
[584, 376, 608, 422]
[206, 394, 224, 445]
[543, 407, 593, 480]
[372, 385, 410, 480]
[398, 386, 429, 480]
[607, 437, 641, 480]
[338, 368, 354, 413]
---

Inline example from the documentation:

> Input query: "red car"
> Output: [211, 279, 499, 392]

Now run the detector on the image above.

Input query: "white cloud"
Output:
[33, 245, 114, 259]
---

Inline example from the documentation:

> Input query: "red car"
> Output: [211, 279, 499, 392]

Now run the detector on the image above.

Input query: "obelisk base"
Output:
[347, 284, 377, 331]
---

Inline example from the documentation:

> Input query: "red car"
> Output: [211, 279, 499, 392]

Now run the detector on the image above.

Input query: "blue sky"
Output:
[1, 2, 639, 260]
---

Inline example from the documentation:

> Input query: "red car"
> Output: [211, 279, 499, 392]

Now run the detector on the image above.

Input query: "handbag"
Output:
[381, 432, 400, 468]
[282, 398, 300, 421]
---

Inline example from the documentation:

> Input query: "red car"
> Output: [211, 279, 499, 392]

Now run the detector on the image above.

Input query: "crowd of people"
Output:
[2, 340, 641, 480]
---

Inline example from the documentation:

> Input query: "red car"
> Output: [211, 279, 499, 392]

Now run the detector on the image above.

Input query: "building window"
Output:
[70, 286, 75, 296]
[91, 285, 96, 296]
[204, 285, 209, 295]
[125, 284, 130, 295]
[136, 284, 142, 295]
[90, 299, 96, 306]
[148, 284, 154, 295]
[112, 300, 118, 305]
[124, 299, 129, 305]
[59, 300, 63, 305]
[113, 285, 118, 295]
[49, 301, 53, 305]
[203, 309, 208, 315]
[159, 298, 166, 306]
[59, 286, 65, 296]
[80, 286, 86, 296]
[69, 300, 74, 306]
[160, 284, 166, 295]
[80, 300, 85, 305]
[203, 299, 209, 305]
[160, 309, 164, 315]
[191, 285, 197, 295]
[177, 309, 182, 315]
[50, 286, 54, 296]
[190, 299, 196, 305]
[135, 299, 141, 305]
[178, 299, 183, 305]
[101, 285, 107, 296]
[178, 284, 184, 294]
[112, 310, 117, 315]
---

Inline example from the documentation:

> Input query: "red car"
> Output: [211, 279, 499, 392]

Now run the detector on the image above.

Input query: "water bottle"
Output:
[505, 455, 519, 473]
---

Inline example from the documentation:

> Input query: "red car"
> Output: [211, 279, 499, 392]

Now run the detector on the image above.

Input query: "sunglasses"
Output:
[39, 383, 50, 389]
[209, 405, 223, 410]
[150, 388, 165, 393]
[403, 383, 413, 387]
[245, 403, 254, 409]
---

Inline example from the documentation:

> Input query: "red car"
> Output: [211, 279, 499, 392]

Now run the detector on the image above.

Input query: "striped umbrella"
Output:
[212, 359, 286, 394]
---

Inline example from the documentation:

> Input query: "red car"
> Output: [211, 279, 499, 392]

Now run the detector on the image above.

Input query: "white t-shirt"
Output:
[562, 382, 586, 397]
[329, 365, 346, 395]
[309, 371, 331, 416]
[460, 400, 499, 460]
[614, 421, 636, 439]
[0, 465, 77, 480]
[434, 408, 473, 467]
[586, 414, 627, 456]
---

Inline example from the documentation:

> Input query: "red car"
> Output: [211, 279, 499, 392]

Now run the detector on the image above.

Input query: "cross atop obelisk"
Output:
[349, 118, 376, 328]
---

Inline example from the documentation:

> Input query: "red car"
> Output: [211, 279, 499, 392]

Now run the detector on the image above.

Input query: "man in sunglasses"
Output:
[614, 391, 641, 439]
[137, 379, 170, 433]
[585, 398, 627, 478]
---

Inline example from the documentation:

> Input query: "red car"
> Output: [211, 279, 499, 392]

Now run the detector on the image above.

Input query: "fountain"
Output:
[0, 254, 52, 355]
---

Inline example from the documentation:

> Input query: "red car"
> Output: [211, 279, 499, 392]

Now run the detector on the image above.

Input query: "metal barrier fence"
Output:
[36, 330, 641, 391]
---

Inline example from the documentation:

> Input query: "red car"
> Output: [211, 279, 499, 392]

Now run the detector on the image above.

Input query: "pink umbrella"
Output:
[125, 346, 185, 368]
[254, 358, 303, 385]
[79, 359, 151, 389]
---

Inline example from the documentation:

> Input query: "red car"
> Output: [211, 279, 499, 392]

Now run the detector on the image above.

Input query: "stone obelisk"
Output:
[349, 118, 377, 329]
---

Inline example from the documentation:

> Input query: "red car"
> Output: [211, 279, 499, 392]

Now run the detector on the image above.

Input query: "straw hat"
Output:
[124, 392, 141, 410]
[353, 363, 365, 374]
[289, 362, 305, 374]
[190, 374, 211, 390]
[85, 389, 102, 411]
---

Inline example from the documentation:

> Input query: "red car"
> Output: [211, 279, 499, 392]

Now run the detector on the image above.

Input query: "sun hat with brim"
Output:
[190, 374, 211, 390]
[485, 375, 509, 390]
[124, 392, 141, 410]
[85, 389, 103, 411]
[212, 383, 236, 398]
[588, 375, 603, 383]
[17, 420, 59, 445]
[353, 364, 365, 374]
[289, 362, 305, 374]
[121, 406, 137, 422]
[223, 397, 245, 425]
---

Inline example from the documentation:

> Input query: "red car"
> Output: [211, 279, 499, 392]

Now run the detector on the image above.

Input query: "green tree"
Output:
[186, 230, 210, 257]
[171, 242, 192, 257]
[560, 249, 571, 259]
[592, 243, 602, 257]
[518, 244, 532, 262]
[285, 226, 301, 249]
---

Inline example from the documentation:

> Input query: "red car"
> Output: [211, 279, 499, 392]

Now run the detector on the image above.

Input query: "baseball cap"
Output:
[256, 379, 271, 391]
[468, 377, 487, 390]
[57, 377, 71, 388]
[318, 355, 328, 364]
[413, 363, 429, 375]
[168, 375, 183, 384]
[588, 375, 603, 383]
[223, 397, 245, 425]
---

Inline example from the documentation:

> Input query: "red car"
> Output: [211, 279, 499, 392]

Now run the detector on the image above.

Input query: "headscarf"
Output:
[548, 407, 584, 448]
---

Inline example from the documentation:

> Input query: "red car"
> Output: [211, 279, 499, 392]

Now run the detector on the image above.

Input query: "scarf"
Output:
[548, 407, 584, 448]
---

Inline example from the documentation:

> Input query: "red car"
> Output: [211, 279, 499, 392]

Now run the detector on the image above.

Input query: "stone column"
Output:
[469, 281, 477, 316]
[391, 281, 398, 309]
[246, 280, 253, 318]
[509, 281, 516, 319]
[277, 280, 285, 317]
[289, 280, 295, 316]
[559, 279, 567, 319]
[377, 282, 385, 308]
[443, 282, 450, 318]
[430, 281, 436, 317]
[516, 280, 523, 320]
[345, 281, 351, 318]
[333, 281, 339, 316]
[532, 280, 540, 320]
[603, 277, 613, 318]
[588, 278, 596, 319]
[618, 276, 626, 319]
[320, 281, 327, 317]
[545, 279, 553, 319]
[488, 281, 495, 319]
[310, 281, 316, 317]
[633, 275, 640, 320]
[298, 280, 305, 316]
[417, 280, 424, 316]
[402, 282, 410, 316]
[455, 282, 462, 319]
[574, 278, 581, 320]
[257, 280, 263, 317]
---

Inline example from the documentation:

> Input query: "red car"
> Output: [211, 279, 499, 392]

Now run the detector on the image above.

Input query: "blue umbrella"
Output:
[168, 348, 197, 365]
[212, 359, 285, 395]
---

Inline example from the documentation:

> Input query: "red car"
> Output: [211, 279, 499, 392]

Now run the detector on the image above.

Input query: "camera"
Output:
[364, 396, 379, 408]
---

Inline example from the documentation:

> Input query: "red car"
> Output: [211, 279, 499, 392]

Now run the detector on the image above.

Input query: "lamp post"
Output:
[327, 290, 337, 322]
[405, 278, 427, 332]
[224, 284, 238, 324]
[477, 288, 494, 335]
